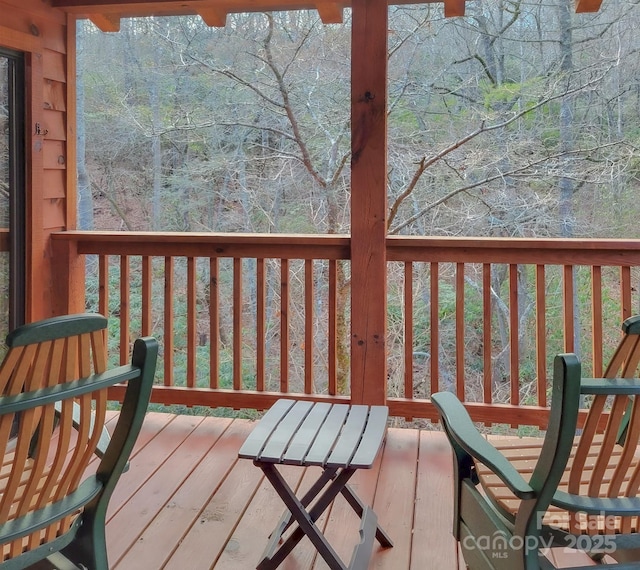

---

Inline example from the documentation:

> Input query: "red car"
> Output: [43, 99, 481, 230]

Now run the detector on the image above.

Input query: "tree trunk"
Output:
[558, 0, 581, 357]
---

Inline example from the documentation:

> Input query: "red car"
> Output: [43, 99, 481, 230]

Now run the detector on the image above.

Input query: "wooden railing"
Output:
[387, 237, 640, 426]
[52, 231, 640, 427]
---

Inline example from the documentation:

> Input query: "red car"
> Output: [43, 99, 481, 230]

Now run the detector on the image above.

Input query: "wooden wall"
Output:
[0, 0, 77, 319]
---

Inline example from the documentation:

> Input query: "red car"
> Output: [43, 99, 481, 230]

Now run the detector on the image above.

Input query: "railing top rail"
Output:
[52, 230, 640, 265]
[387, 235, 640, 265]
[53, 231, 351, 243]
[52, 231, 351, 259]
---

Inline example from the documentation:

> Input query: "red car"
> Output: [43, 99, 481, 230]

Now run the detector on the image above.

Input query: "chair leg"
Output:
[60, 511, 109, 570]
[46, 552, 85, 570]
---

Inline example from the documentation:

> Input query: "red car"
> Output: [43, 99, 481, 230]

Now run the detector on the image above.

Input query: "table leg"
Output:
[257, 464, 354, 570]
[267, 466, 339, 538]
[340, 483, 393, 547]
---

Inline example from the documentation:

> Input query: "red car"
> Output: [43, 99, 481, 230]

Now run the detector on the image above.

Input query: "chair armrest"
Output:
[96, 337, 157, 484]
[432, 391, 535, 500]
[580, 378, 640, 395]
[552, 490, 640, 516]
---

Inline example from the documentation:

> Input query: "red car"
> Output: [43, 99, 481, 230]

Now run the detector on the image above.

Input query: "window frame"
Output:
[0, 48, 26, 330]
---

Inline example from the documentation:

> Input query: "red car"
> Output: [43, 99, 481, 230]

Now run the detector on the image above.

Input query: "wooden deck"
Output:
[97, 411, 603, 570]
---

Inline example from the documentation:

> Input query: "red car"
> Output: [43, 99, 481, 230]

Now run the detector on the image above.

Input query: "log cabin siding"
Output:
[0, 0, 74, 319]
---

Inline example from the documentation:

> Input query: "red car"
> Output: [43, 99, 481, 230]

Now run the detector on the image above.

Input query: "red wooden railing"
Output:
[52, 231, 640, 427]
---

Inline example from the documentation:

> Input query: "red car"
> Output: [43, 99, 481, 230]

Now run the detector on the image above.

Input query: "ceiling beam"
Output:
[316, 2, 343, 23]
[88, 13, 121, 31]
[53, 0, 605, 29]
[575, 0, 602, 12]
[197, 6, 228, 26]
[53, 0, 450, 19]
[444, 0, 464, 17]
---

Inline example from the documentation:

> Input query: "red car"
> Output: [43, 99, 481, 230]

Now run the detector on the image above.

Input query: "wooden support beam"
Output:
[575, 0, 603, 12]
[88, 13, 121, 31]
[197, 7, 228, 27]
[350, 0, 388, 405]
[444, 0, 465, 17]
[316, 2, 343, 24]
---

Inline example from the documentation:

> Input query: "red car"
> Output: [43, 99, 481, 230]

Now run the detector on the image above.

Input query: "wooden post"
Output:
[350, 0, 388, 405]
[50, 237, 85, 315]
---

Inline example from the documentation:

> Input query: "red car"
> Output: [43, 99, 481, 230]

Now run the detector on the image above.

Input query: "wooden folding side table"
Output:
[238, 399, 393, 570]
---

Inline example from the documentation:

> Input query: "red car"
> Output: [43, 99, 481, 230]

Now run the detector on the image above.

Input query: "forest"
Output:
[78, 0, 640, 241]
[54, 0, 640, 411]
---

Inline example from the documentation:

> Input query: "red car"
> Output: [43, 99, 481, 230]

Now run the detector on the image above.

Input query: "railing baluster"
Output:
[430, 262, 439, 397]
[141, 256, 152, 337]
[328, 260, 337, 396]
[256, 258, 265, 392]
[98, 255, 109, 353]
[98, 255, 109, 321]
[455, 262, 465, 399]
[304, 259, 313, 394]
[621, 265, 632, 321]
[404, 261, 413, 403]
[482, 264, 492, 405]
[280, 259, 289, 393]
[233, 257, 242, 391]
[509, 264, 519, 408]
[187, 257, 196, 389]
[209, 257, 219, 389]
[164, 256, 174, 387]
[119, 256, 130, 366]
[563, 265, 575, 353]
[535, 264, 547, 408]
[592, 266, 603, 377]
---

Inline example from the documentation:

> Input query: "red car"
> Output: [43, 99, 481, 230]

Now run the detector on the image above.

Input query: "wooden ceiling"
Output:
[52, 0, 603, 32]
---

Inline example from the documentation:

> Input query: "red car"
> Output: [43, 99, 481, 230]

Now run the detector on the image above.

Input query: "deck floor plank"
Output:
[163, 422, 263, 570]
[114, 415, 237, 570]
[213, 463, 309, 570]
[109, 415, 217, 564]
[106, 411, 184, 520]
[411, 430, 458, 570]
[162, 454, 262, 570]
[368, 427, 419, 570]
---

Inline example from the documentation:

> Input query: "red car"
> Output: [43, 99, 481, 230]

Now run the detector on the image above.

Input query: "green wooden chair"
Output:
[0, 313, 157, 569]
[432, 315, 640, 570]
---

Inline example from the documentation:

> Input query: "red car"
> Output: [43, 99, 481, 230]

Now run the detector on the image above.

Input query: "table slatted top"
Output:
[238, 399, 389, 469]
